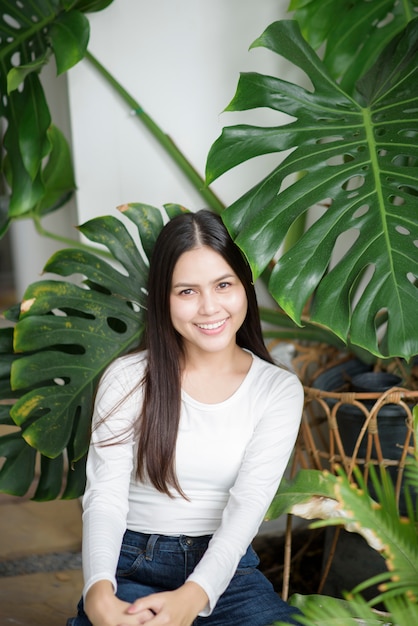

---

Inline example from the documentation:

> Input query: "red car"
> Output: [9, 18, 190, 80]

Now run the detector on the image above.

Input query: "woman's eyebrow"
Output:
[172, 273, 235, 289]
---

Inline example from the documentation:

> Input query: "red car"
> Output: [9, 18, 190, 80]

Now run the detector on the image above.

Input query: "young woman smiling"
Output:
[67, 210, 304, 626]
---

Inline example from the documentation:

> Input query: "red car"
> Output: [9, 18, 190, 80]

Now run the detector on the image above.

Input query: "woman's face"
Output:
[170, 246, 248, 358]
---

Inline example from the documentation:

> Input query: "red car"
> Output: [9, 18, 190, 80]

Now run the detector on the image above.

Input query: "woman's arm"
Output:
[187, 367, 304, 615]
[82, 357, 143, 617]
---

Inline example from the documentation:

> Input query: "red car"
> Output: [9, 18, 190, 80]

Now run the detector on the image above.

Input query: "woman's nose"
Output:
[198, 291, 219, 315]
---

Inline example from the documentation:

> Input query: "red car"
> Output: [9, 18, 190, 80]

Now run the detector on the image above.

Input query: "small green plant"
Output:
[268, 423, 418, 625]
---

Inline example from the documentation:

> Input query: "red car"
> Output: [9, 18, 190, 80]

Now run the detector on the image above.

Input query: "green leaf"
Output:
[3, 303, 21, 324]
[16, 73, 51, 182]
[118, 203, 164, 261]
[282, 592, 395, 625]
[0, 327, 23, 426]
[0, 354, 13, 385]
[77, 214, 150, 283]
[266, 469, 338, 520]
[7, 50, 50, 93]
[62, 455, 87, 499]
[33, 454, 64, 501]
[164, 203, 191, 219]
[2, 132, 45, 218]
[1, 204, 165, 499]
[71, 0, 115, 11]
[0, 407, 15, 426]
[36, 125, 76, 216]
[49, 11, 90, 75]
[259, 305, 346, 347]
[0, 1, 112, 223]
[10, 281, 143, 458]
[290, 0, 417, 94]
[288, 0, 345, 50]
[0, 432, 36, 496]
[206, 19, 418, 359]
[0, 326, 14, 356]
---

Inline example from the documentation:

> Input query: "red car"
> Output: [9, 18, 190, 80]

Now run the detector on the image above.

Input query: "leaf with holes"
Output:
[289, 0, 418, 94]
[206, 19, 418, 359]
[0, 204, 165, 499]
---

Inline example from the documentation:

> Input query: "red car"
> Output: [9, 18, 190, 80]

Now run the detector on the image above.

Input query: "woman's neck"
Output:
[182, 342, 248, 373]
[180, 345, 253, 404]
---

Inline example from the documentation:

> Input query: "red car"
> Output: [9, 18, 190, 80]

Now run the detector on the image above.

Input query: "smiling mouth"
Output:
[195, 319, 227, 331]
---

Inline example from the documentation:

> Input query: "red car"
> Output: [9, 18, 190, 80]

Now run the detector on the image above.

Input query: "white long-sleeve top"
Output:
[82, 350, 304, 616]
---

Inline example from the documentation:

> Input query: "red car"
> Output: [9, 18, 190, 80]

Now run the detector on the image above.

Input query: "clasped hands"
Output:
[87, 581, 208, 626]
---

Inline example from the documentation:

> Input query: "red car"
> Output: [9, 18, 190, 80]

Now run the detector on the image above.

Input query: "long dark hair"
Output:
[137, 210, 273, 496]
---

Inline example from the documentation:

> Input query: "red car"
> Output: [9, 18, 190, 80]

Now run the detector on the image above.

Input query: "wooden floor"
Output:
[0, 493, 83, 625]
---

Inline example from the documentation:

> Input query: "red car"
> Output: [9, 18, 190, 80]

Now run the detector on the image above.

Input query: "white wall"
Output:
[67, 0, 290, 225]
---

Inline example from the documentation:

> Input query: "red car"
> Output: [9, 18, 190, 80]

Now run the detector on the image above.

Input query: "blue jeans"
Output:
[67, 530, 302, 626]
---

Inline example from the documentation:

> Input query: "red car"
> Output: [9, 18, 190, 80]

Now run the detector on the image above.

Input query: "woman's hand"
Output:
[84, 580, 154, 626]
[121, 582, 209, 626]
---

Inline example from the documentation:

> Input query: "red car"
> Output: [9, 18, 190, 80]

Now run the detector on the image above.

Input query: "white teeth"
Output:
[196, 320, 226, 330]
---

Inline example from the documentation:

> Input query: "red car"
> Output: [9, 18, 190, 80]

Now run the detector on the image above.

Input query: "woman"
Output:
[68, 210, 304, 626]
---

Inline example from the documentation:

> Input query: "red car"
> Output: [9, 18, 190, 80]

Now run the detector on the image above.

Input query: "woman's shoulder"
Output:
[109, 349, 148, 370]
[99, 349, 148, 389]
[250, 352, 303, 392]
[251, 351, 297, 378]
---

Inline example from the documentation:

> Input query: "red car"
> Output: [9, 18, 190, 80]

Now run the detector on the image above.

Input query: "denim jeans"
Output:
[67, 529, 302, 626]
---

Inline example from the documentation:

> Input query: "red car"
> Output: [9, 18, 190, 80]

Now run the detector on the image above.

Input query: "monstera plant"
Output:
[207, 13, 418, 359]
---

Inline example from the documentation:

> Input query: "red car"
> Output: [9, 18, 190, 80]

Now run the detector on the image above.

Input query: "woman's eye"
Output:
[180, 288, 194, 296]
[218, 282, 230, 289]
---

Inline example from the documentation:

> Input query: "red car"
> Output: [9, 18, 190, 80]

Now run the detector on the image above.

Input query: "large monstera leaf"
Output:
[0, 0, 114, 235]
[206, 19, 418, 360]
[0, 203, 169, 500]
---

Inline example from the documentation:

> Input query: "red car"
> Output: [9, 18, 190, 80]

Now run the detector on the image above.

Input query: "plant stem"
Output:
[84, 51, 225, 215]
[33, 215, 113, 260]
